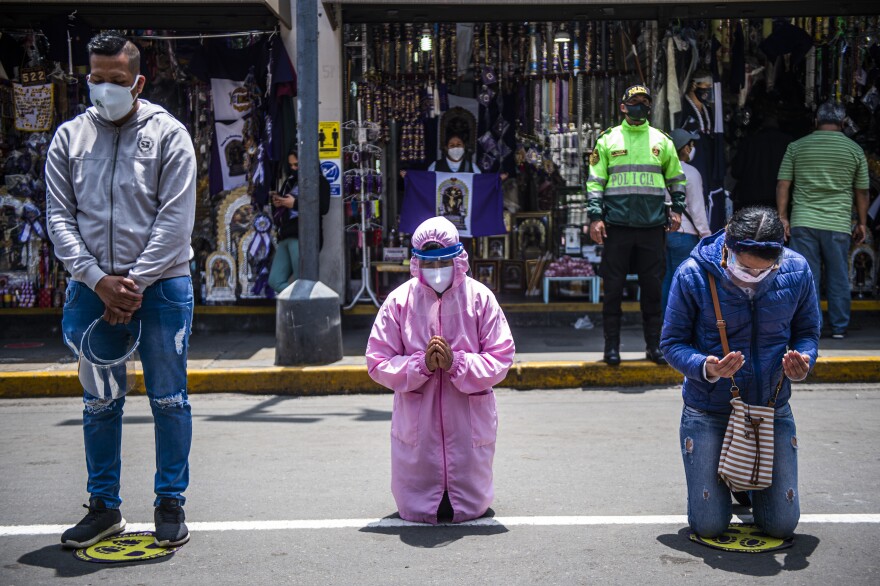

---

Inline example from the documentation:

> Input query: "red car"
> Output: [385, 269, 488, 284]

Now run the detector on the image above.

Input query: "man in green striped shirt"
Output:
[776, 101, 870, 339]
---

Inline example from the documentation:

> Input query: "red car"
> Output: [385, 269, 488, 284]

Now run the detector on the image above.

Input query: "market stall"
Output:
[0, 3, 295, 307]
[337, 12, 880, 303]
[1, 4, 878, 310]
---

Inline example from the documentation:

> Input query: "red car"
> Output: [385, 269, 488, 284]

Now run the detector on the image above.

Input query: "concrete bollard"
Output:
[275, 279, 343, 365]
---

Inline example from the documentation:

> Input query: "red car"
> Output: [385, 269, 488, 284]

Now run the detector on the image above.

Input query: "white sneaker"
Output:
[573, 316, 594, 330]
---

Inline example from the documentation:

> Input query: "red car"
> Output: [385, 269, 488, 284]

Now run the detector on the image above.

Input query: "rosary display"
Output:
[343, 16, 880, 301]
[0, 14, 878, 311]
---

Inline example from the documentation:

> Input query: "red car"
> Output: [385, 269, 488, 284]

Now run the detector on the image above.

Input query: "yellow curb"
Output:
[806, 356, 880, 383]
[3, 299, 876, 319]
[1, 357, 878, 398]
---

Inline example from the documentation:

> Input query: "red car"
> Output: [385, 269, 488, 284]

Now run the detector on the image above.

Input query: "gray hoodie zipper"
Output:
[109, 126, 121, 275]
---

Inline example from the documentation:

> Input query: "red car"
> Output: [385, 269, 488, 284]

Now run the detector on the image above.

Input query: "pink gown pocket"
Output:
[391, 391, 423, 446]
[468, 392, 497, 447]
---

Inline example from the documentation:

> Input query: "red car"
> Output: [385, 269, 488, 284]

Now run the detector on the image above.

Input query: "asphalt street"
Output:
[1, 384, 878, 585]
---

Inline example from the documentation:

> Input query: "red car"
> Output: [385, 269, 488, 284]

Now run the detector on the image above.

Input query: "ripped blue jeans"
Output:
[62, 277, 193, 508]
[680, 403, 799, 539]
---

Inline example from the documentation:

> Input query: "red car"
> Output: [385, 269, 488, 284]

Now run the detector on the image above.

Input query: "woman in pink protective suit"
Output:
[366, 216, 516, 524]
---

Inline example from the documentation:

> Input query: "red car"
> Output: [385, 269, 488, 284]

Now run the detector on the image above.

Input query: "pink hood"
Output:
[409, 216, 470, 290]
[366, 216, 515, 524]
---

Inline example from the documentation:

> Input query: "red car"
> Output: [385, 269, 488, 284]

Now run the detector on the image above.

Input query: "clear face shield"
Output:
[76, 318, 142, 401]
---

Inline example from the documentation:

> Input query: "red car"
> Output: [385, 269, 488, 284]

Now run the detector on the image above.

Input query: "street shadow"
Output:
[58, 416, 156, 426]
[204, 397, 389, 424]
[352, 408, 392, 422]
[359, 510, 508, 548]
[17, 543, 174, 578]
[578, 384, 662, 395]
[55, 395, 390, 426]
[656, 527, 820, 576]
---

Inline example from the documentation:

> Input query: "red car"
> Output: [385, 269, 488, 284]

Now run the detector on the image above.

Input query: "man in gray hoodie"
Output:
[46, 31, 196, 549]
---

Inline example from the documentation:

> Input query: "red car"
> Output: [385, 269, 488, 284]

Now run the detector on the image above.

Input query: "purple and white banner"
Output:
[402, 171, 505, 238]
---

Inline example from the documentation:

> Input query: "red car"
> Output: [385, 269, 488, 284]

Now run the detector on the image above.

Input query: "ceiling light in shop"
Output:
[554, 25, 570, 44]
[420, 28, 432, 52]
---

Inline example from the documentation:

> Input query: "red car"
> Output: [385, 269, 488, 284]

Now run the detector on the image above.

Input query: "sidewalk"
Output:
[2, 311, 878, 397]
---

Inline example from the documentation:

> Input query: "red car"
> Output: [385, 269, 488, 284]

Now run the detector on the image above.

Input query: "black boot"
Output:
[646, 347, 667, 365]
[644, 315, 666, 365]
[603, 314, 621, 366]
[604, 340, 621, 366]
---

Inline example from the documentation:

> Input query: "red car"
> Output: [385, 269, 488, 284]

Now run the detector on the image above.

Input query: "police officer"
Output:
[586, 85, 687, 365]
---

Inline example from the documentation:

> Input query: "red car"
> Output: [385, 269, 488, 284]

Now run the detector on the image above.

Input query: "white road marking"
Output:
[2, 514, 879, 536]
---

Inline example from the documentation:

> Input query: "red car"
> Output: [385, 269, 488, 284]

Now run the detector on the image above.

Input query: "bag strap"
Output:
[707, 274, 729, 355]
[707, 273, 739, 398]
[768, 375, 786, 408]
[682, 209, 698, 233]
[709, 273, 788, 407]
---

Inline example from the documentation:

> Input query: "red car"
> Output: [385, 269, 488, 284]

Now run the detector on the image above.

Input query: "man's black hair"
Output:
[420, 241, 444, 251]
[727, 206, 785, 261]
[87, 31, 140, 76]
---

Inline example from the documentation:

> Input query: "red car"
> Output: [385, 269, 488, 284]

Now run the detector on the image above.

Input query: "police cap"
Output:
[621, 85, 651, 103]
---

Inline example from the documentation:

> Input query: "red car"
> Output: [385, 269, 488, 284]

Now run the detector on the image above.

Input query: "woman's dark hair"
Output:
[726, 206, 785, 261]
[87, 31, 140, 76]
[287, 147, 298, 158]
[446, 133, 465, 147]
[420, 241, 443, 251]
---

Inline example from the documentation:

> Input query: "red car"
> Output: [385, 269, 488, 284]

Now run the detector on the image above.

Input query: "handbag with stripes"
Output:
[708, 274, 784, 492]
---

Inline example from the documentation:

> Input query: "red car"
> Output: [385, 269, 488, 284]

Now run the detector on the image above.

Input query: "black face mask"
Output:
[624, 103, 651, 121]
[289, 169, 298, 182]
[696, 89, 713, 103]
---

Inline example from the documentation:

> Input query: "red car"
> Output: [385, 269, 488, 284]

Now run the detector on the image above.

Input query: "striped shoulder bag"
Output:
[708, 274, 784, 492]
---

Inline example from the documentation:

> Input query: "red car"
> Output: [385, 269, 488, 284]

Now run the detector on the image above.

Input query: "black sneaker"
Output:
[831, 331, 846, 340]
[154, 498, 190, 546]
[61, 499, 126, 548]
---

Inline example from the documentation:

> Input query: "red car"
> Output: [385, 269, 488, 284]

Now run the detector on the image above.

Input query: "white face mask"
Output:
[448, 147, 465, 161]
[688, 146, 697, 162]
[726, 254, 776, 284]
[88, 76, 140, 122]
[422, 266, 455, 293]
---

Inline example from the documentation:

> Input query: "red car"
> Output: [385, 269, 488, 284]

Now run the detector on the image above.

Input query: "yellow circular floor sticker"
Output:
[690, 523, 793, 553]
[74, 531, 180, 563]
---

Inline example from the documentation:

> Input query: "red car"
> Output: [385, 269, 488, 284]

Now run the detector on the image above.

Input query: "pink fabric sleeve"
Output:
[366, 299, 433, 392]
[448, 294, 515, 394]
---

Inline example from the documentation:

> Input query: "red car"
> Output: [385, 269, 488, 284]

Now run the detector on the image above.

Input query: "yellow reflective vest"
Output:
[586, 120, 687, 228]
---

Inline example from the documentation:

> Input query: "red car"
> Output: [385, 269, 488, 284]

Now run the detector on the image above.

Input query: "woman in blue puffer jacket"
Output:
[661, 206, 820, 539]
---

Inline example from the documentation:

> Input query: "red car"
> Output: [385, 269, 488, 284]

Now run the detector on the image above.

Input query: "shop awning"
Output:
[334, 1, 879, 22]
[1, 1, 291, 31]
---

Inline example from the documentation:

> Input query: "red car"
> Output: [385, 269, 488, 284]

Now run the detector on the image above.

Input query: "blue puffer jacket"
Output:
[660, 231, 820, 413]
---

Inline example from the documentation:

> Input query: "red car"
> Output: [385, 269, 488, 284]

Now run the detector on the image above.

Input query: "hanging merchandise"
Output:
[214, 118, 248, 192]
[342, 118, 383, 309]
[13, 82, 53, 131]
[210, 78, 252, 121]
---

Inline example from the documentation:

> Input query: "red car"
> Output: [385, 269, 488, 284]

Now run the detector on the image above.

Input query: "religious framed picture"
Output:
[501, 260, 525, 292]
[472, 259, 499, 292]
[513, 212, 551, 260]
[482, 235, 509, 260]
[524, 259, 540, 286]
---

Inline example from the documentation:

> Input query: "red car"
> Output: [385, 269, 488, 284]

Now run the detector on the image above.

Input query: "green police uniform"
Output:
[586, 114, 687, 364]
[586, 120, 687, 225]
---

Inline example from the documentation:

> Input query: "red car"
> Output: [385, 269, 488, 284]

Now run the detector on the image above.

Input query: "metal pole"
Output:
[275, 2, 342, 366]
[296, 0, 319, 282]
